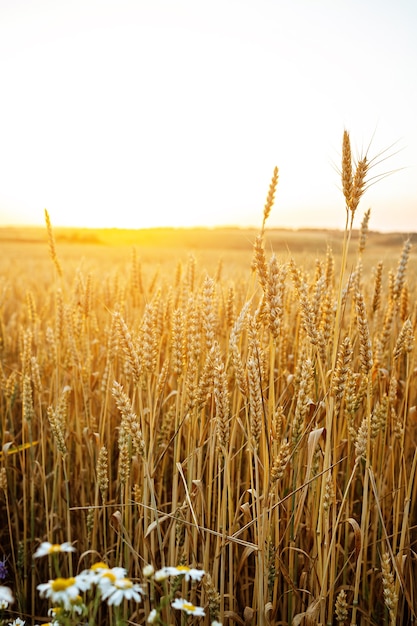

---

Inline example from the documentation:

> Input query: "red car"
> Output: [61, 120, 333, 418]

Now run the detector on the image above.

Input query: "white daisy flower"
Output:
[154, 567, 170, 582]
[7, 618, 26, 626]
[171, 597, 206, 616]
[48, 597, 86, 617]
[75, 561, 108, 590]
[142, 564, 155, 578]
[155, 565, 205, 582]
[147, 608, 158, 623]
[0, 585, 14, 607]
[96, 566, 128, 593]
[77, 563, 126, 592]
[37, 577, 81, 610]
[100, 577, 144, 606]
[33, 542, 75, 559]
[72, 571, 95, 593]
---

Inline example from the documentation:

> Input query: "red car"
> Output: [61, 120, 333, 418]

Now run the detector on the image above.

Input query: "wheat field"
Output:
[0, 133, 416, 625]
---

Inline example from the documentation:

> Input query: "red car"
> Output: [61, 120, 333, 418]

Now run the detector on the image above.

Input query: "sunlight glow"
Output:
[0, 0, 416, 232]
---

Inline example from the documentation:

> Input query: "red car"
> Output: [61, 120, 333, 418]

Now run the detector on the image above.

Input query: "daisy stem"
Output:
[61, 456, 73, 578]
[88, 586, 102, 626]
[52, 553, 61, 579]
[114, 604, 125, 626]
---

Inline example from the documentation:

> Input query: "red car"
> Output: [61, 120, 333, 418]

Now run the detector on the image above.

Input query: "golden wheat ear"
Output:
[44, 208, 63, 277]
[262, 166, 279, 234]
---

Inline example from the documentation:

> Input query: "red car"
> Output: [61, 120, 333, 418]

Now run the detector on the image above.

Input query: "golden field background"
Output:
[1, 219, 417, 625]
[1, 225, 415, 284]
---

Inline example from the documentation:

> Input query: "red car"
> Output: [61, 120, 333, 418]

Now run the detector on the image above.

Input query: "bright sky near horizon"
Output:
[0, 0, 416, 232]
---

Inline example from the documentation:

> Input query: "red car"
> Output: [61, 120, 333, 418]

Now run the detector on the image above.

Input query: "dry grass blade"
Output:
[292, 597, 321, 626]
[346, 517, 361, 562]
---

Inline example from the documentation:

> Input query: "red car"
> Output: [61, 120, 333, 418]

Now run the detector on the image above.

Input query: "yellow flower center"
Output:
[50, 607, 62, 616]
[51, 577, 76, 592]
[71, 595, 82, 605]
[91, 562, 109, 571]
[102, 572, 117, 583]
[176, 566, 190, 572]
[183, 602, 196, 612]
[115, 578, 133, 589]
[50, 544, 62, 553]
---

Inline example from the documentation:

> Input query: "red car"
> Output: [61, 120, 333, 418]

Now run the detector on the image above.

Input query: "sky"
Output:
[0, 0, 416, 232]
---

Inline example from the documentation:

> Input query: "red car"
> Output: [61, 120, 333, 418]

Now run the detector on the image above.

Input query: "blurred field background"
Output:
[2, 224, 415, 270]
